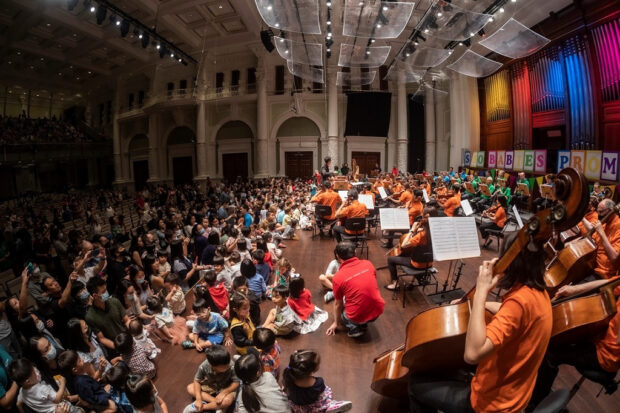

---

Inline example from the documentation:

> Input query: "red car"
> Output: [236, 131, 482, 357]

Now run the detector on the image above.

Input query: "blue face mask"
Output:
[79, 290, 90, 301]
[199, 229, 206, 235]
[100, 291, 110, 302]
[137, 278, 145, 284]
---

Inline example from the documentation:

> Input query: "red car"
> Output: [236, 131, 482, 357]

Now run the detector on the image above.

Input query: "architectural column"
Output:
[112, 115, 123, 184]
[327, 69, 339, 165]
[435, 81, 449, 171]
[425, 84, 436, 172]
[449, 72, 480, 169]
[194, 100, 208, 189]
[396, 71, 408, 172]
[147, 113, 160, 183]
[255, 61, 269, 178]
[387, 94, 397, 172]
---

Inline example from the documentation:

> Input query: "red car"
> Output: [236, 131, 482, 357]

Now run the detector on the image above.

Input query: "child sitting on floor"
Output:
[283, 349, 352, 413]
[229, 292, 257, 356]
[288, 277, 328, 334]
[10, 358, 82, 413]
[146, 295, 187, 344]
[267, 257, 298, 298]
[234, 353, 290, 413]
[164, 273, 186, 315]
[183, 345, 239, 413]
[253, 328, 281, 380]
[188, 299, 230, 352]
[103, 364, 135, 413]
[232, 276, 261, 327]
[203, 269, 229, 318]
[114, 332, 156, 379]
[128, 319, 160, 360]
[57, 350, 117, 413]
[262, 284, 301, 336]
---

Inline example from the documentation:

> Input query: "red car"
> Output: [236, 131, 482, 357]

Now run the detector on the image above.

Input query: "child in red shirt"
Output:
[287, 277, 328, 334]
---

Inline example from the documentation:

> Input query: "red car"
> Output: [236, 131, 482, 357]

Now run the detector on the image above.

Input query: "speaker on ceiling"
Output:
[260, 29, 275, 53]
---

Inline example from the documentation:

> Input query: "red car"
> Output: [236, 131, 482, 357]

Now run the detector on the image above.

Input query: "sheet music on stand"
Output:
[358, 194, 375, 210]
[461, 200, 474, 216]
[378, 186, 388, 200]
[428, 217, 481, 261]
[422, 189, 430, 203]
[351, 182, 365, 186]
[379, 208, 410, 230]
[338, 190, 348, 202]
[512, 205, 524, 229]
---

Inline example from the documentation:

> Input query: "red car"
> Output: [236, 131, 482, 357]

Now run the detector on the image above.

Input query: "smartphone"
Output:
[26, 262, 34, 275]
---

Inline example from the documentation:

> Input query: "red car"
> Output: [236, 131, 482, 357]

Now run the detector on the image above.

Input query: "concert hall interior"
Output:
[1, 0, 620, 412]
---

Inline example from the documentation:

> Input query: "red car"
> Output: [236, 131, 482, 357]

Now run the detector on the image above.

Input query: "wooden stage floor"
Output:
[152, 229, 619, 413]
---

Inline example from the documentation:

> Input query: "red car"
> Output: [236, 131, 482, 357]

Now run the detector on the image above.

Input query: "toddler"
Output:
[263, 285, 301, 336]
[253, 328, 281, 380]
[113, 332, 156, 379]
[287, 277, 328, 334]
[128, 319, 160, 360]
[189, 299, 230, 352]
[164, 273, 186, 315]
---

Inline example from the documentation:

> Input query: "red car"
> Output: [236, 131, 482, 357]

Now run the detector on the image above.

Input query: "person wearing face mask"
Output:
[68, 282, 91, 320]
[10, 358, 81, 413]
[116, 279, 153, 324]
[29, 335, 64, 374]
[37, 272, 78, 345]
[84, 277, 129, 351]
[65, 318, 111, 381]
[106, 245, 130, 296]
[129, 266, 152, 307]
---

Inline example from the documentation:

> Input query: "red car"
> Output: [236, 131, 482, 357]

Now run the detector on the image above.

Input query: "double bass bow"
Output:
[371, 168, 589, 398]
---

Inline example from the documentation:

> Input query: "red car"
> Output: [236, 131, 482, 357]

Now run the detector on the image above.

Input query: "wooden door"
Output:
[285, 151, 313, 178]
[351, 151, 380, 175]
[222, 153, 249, 181]
[172, 156, 193, 185]
[133, 160, 149, 191]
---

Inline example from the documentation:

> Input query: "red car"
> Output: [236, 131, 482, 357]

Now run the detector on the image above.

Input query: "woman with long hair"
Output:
[234, 353, 290, 413]
[65, 318, 111, 380]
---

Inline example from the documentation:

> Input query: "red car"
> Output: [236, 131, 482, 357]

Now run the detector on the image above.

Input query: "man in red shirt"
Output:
[326, 242, 385, 338]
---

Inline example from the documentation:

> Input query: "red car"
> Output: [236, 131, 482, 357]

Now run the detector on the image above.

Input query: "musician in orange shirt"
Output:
[577, 197, 600, 235]
[333, 189, 369, 243]
[384, 207, 437, 291]
[361, 183, 376, 204]
[310, 180, 342, 235]
[580, 198, 620, 279]
[478, 196, 507, 248]
[409, 232, 552, 412]
[439, 184, 462, 217]
[529, 276, 620, 408]
[408, 190, 424, 226]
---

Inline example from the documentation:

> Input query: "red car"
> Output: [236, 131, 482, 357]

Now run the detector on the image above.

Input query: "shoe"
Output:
[326, 401, 353, 412]
[347, 329, 365, 338]
[324, 291, 334, 303]
[279, 243, 287, 249]
[181, 340, 195, 349]
[384, 284, 397, 291]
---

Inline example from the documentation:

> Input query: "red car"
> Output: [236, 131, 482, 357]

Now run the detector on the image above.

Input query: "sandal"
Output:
[384, 284, 397, 291]
[182, 340, 195, 349]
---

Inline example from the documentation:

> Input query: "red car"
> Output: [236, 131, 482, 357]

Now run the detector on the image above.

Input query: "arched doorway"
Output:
[167, 126, 195, 185]
[216, 120, 253, 181]
[128, 134, 149, 191]
[276, 117, 321, 178]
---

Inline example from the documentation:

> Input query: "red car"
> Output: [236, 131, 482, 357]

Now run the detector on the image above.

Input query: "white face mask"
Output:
[44, 345, 57, 361]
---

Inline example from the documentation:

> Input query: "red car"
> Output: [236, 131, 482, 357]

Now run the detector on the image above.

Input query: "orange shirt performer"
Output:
[439, 184, 462, 217]
[580, 199, 620, 279]
[310, 180, 342, 235]
[333, 189, 368, 243]
[408, 231, 552, 413]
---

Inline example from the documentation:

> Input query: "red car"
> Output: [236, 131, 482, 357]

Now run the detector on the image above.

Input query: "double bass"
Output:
[387, 221, 422, 258]
[544, 201, 620, 295]
[371, 168, 589, 397]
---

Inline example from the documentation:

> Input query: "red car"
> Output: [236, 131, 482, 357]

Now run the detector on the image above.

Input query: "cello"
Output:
[543, 201, 620, 295]
[371, 168, 589, 397]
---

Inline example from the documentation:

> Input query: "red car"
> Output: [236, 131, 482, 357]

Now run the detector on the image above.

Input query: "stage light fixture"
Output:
[478, 28, 486, 37]
[141, 32, 149, 48]
[462, 38, 471, 47]
[156, 43, 161, 50]
[371, 38, 375, 43]
[96, 5, 107, 24]
[499, 7, 505, 13]
[260, 29, 275, 52]
[327, 1, 332, 6]
[120, 19, 130, 37]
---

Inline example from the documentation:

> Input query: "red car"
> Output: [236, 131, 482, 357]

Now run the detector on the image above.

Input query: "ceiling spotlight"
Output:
[267, 5, 272, 10]
[511, 0, 516, 2]
[285, 49, 289, 54]
[424, 28, 429, 33]
[116, 20, 121, 26]
[358, 1, 364, 6]
[327, 32, 332, 38]
[488, 17, 493, 22]
[275, 23, 280, 27]
[437, 12, 442, 17]
[327, 20, 331, 25]
[326, 47, 331, 52]
[327, 1, 332, 6]
[499, 7, 505, 13]
[170, 52, 174, 58]
[406, 53, 410, 57]
[366, 50, 370, 55]
[156, 44, 161, 49]
[371, 38, 375, 43]
[470, 32, 475, 36]
[138, 33, 143, 39]
[459, 42, 463, 46]
[376, 23, 382, 28]
[280, 38, 284, 43]
[90, 6, 95, 13]
[178, 58, 182, 62]
[383, 6, 388, 11]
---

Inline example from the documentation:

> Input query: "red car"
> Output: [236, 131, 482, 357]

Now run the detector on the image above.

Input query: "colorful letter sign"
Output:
[463, 150, 471, 167]
[584, 151, 602, 180]
[557, 150, 571, 173]
[488, 151, 497, 168]
[497, 151, 505, 169]
[523, 150, 535, 172]
[534, 150, 547, 173]
[513, 150, 524, 171]
[476, 151, 485, 168]
[505, 151, 514, 170]
[570, 150, 585, 173]
[601, 152, 619, 181]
